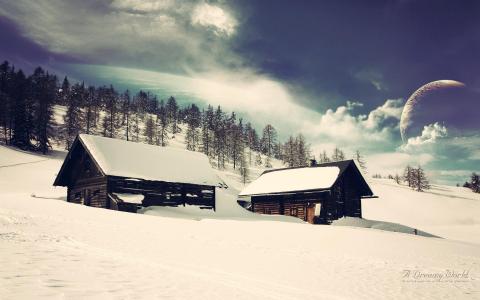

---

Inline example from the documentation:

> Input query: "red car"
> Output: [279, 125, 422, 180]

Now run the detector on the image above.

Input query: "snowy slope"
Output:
[1, 145, 480, 299]
[365, 178, 480, 244]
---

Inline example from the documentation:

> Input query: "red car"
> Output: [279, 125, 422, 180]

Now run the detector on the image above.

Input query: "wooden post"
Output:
[212, 187, 216, 211]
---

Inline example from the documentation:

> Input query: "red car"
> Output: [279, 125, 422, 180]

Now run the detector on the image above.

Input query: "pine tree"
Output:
[244, 122, 258, 165]
[31, 68, 57, 154]
[185, 104, 201, 151]
[239, 147, 249, 184]
[354, 150, 367, 174]
[261, 124, 277, 160]
[283, 136, 296, 167]
[295, 134, 309, 167]
[403, 165, 413, 187]
[411, 166, 430, 192]
[0, 61, 13, 144]
[166, 96, 179, 135]
[120, 90, 131, 140]
[469, 172, 480, 193]
[11, 70, 34, 149]
[318, 150, 330, 163]
[144, 115, 156, 145]
[229, 115, 244, 170]
[156, 100, 169, 146]
[59, 76, 71, 105]
[331, 147, 345, 162]
[394, 174, 401, 184]
[201, 105, 215, 157]
[63, 83, 84, 149]
[213, 106, 227, 169]
[84, 86, 96, 134]
[134, 90, 148, 120]
[101, 85, 120, 138]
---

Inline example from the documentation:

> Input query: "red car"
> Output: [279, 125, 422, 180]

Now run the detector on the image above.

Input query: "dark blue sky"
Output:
[231, 0, 480, 110]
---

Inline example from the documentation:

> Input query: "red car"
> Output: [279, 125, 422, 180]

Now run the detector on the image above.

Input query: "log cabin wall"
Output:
[108, 176, 216, 210]
[252, 201, 281, 215]
[250, 192, 328, 223]
[66, 144, 108, 208]
[343, 168, 362, 218]
[68, 177, 108, 208]
[328, 165, 363, 221]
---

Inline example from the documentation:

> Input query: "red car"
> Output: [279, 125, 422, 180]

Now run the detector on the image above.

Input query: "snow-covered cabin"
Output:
[53, 134, 225, 212]
[238, 160, 374, 224]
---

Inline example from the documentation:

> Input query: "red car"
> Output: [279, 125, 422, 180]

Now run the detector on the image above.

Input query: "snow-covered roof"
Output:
[239, 166, 340, 196]
[78, 134, 224, 187]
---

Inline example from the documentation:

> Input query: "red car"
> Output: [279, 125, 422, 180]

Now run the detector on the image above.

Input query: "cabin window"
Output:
[314, 203, 322, 216]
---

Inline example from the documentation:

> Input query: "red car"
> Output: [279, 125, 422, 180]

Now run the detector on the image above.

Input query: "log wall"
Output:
[108, 176, 216, 210]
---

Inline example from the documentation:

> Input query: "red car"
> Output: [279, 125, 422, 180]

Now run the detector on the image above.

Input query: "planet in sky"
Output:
[399, 80, 473, 142]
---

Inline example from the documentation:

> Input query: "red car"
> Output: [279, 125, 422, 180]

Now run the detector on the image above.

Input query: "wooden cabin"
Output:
[53, 134, 225, 213]
[238, 160, 374, 224]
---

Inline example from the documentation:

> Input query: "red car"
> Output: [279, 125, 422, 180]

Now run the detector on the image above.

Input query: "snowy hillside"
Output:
[1, 141, 480, 299]
[365, 179, 480, 244]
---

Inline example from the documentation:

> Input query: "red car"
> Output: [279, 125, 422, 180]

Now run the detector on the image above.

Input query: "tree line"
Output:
[376, 165, 431, 192]
[0, 61, 320, 176]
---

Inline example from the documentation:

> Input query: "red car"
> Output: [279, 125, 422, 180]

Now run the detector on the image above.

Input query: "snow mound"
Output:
[140, 188, 304, 223]
[332, 217, 439, 237]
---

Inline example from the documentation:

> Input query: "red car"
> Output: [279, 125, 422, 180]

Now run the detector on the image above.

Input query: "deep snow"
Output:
[1, 144, 480, 299]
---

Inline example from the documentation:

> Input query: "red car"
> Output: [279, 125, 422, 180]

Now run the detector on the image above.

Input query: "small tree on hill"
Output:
[354, 150, 367, 174]
[469, 172, 480, 193]
[411, 166, 430, 192]
[394, 174, 401, 184]
[403, 165, 414, 187]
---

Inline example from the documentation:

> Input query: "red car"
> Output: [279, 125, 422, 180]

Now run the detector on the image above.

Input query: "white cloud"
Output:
[363, 98, 404, 130]
[191, 3, 237, 36]
[0, 0, 240, 72]
[305, 98, 404, 154]
[367, 152, 435, 175]
[402, 122, 448, 151]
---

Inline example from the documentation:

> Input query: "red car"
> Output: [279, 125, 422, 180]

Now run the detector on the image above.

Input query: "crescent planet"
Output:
[399, 80, 466, 142]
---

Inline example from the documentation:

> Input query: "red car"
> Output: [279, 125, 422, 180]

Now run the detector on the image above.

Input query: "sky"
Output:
[0, 0, 479, 185]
